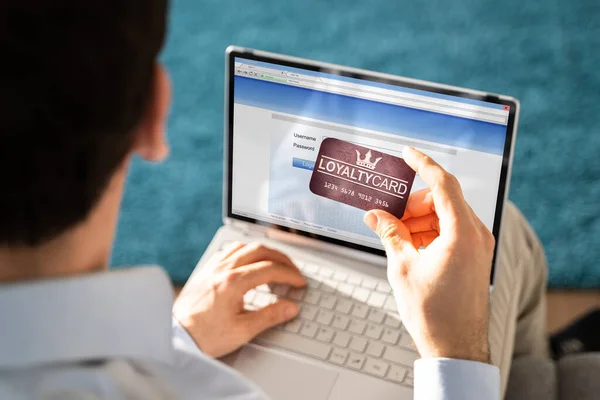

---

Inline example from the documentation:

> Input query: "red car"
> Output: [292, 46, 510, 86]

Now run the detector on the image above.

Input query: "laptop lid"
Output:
[223, 46, 518, 285]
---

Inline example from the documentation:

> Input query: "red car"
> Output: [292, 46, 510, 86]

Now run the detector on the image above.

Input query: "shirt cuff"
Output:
[172, 316, 203, 356]
[414, 358, 500, 400]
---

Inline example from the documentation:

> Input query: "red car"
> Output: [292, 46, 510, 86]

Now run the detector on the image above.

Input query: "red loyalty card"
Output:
[309, 138, 416, 219]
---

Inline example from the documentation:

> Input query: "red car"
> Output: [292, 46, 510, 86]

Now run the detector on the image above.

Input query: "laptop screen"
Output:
[228, 54, 515, 253]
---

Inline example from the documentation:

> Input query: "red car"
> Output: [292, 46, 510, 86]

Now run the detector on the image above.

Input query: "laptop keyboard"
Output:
[242, 256, 417, 388]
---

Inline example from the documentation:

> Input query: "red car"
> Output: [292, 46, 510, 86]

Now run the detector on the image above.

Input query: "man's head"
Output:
[0, 0, 170, 247]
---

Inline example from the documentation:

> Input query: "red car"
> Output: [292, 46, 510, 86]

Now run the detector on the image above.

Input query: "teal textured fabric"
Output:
[111, 0, 600, 288]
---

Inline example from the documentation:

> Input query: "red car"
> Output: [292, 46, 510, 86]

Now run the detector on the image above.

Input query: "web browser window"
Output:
[230, 58, 511, 250]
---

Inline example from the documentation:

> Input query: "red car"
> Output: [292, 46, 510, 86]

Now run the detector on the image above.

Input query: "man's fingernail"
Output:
[283, 304, 297, 319]
[364, 211, 378, 231]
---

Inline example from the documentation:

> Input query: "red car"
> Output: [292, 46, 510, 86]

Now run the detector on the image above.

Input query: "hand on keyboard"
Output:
[364, 147, 495, 364]
[245, 261, 417, 387]
[173, 242, 306, 358]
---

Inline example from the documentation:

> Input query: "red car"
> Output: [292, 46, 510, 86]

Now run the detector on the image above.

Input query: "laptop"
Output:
[184, 46, 519, 400]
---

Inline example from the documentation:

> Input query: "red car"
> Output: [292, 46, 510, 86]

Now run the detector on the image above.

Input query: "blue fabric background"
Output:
[111, 0, 600, 288]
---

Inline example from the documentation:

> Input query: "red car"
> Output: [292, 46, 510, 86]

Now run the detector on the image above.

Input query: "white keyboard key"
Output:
[218, 241, 235, 250]
[243, 290, 256, 304]
[404, 377, 414, 387]
[384, 314, 402, 328]
[299, 305, 318, 321]
[376, 281, 392, 293]
[318, 267, 333, 278]
[316, 310, 334, 325]
[316, 327, 335, 342]
[349, 337, 367, 352]
[367, 309, 386, 324]
[382, 346, 419, 365]
[366, 341, 385, 357]
[382, 328, 401, 345]
[253, 292, 276, 308]
[351, 304, 368, 319]
[304, 264, 319, 274]
[288, 288, 305, 301]
[272, 284, 290, 297]
[304, 291, 321, 305]
[348, 320, 366, 335]
[333, 332, 351, 347]
[333, 271, 348, 282]
[256, 330, 331, 360]
[255, 284, 271, 293]
[399, 334, 418, 351]
[329, 348, 348, 365]
[335, 299, 353, 314]
[321, 279, 337, 293]
[337, 283, 354, 297]
[352, 287, 370, 303]
[361, 278, 378, 290]
[386, 365, 408, 383]
[364, 357, 389, 377]
[332, 314, 350, 330]
[347, 274, 362, 286]
[300, 322, 318, 338]
[346, 353, 366, 370]
[384, 296, 398, 312]
[306, 278, 320, 289]
[367, 292, 387, 308]
[319, 295, 336, 309]
[283, 319, 302, 333]
[407, 368, 414, 379]
[365, 324, 383, 340]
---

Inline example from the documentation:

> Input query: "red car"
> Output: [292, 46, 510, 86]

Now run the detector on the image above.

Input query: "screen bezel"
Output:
[225, 47, 517, 284]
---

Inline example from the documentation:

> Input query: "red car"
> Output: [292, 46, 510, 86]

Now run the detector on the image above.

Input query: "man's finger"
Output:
[403, 213, 440, 234]
[402, 147, 468, 224]
[239, 300, 298, 340]
[230, 261, 306, 293]
[401, 189, 434, 221]
[364, 209, 418, 259]
[228, 242, 298, 271]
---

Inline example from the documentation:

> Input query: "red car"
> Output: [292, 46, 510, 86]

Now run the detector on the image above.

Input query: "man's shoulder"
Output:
[0, 359, 179, 400]
[0, 352, 265, 400]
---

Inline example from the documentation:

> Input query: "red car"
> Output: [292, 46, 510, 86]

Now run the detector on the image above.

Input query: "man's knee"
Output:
[499, 201, 547, 277]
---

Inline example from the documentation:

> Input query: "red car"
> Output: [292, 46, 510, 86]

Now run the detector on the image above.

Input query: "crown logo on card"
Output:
[355, 149, 382, 170]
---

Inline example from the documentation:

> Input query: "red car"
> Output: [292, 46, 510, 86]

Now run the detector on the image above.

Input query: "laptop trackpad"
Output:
[232, 345, 338, 400]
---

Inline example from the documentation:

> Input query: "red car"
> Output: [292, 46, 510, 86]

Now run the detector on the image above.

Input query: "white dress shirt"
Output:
[0, 266, 499, 399]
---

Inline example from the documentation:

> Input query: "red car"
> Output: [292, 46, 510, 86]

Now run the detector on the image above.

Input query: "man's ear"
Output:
[133, 63, 171, 162]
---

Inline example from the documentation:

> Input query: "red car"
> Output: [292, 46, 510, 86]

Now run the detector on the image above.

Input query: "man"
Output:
[0, 1, 548, 399]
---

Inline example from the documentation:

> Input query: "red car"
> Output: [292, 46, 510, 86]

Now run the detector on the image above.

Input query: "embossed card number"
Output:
[309, 138, 416, 219]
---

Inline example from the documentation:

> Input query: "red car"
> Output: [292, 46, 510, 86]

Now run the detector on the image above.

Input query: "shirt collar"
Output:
[0, 266, 175, 369]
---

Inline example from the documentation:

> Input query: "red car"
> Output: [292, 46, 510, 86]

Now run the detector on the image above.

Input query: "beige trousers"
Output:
[489, 202, 549, 398]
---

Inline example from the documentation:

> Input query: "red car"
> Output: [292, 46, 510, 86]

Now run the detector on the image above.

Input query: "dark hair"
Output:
[0, 0, 168, 246]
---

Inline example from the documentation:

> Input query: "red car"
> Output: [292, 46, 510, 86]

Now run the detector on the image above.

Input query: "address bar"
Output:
[318, 77, 508, 117]
[279, 76, 506, 124]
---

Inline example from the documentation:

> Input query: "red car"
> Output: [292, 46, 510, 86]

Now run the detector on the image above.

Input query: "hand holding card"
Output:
[309, 138, 416, 219]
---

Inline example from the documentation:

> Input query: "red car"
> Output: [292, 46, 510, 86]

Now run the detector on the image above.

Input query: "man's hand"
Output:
[173, 242, 306, 358]
[364, 147, 495, 363]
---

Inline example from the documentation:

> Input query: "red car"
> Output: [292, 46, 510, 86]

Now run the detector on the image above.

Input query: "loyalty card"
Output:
[309, 138, 416, 219]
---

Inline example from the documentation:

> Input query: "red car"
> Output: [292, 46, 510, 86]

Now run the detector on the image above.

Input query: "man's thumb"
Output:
[364, 210, 417, 257]
[243, 300, 298, 338]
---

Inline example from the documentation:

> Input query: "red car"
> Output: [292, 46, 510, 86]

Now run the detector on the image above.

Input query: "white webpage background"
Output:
[232, 104, 503, 248]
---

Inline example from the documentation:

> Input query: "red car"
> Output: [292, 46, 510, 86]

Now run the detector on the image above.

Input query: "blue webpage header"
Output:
[235, 57, 504, 110]
[234, 76, 507, 155]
